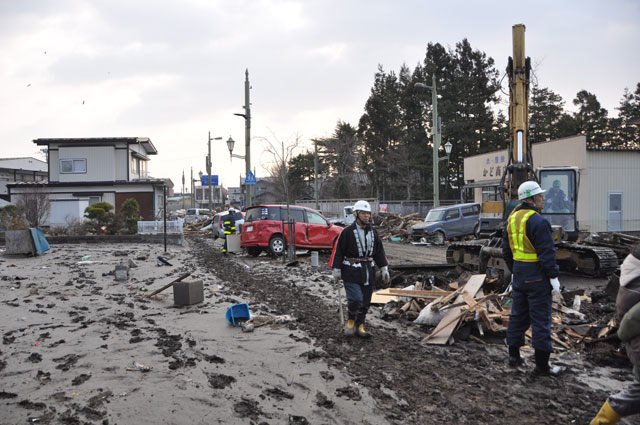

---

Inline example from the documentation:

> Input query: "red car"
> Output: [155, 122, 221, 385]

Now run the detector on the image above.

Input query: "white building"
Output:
[0, 157, 48, 202]
[8, 137, 173, 227]
[463, 135, 640, 233]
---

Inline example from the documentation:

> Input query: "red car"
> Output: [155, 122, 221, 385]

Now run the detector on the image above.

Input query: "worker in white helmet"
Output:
[502, 181, 562, 376]
[329, 200, 390, 338]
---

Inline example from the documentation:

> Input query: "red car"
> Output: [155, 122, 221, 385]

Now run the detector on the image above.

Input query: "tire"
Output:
[269, 235, 286, 256]
[431, 231, 445, 245]
[246, 247, 262, 257]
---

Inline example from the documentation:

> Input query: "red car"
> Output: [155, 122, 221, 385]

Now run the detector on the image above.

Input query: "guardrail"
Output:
[137, 220, 184, 235]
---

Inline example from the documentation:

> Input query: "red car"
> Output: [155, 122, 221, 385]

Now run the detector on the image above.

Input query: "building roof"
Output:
[0, 157, 47, 172]
[587, 146, 640, 152]
[33, 137, 158, 155]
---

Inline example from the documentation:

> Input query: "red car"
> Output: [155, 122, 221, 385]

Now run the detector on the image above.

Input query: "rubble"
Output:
[372, 213, 423, 242]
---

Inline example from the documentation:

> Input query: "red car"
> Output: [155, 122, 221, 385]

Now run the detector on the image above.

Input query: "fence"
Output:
[137, 220, 184, 235]
[295, 199, 460, 218]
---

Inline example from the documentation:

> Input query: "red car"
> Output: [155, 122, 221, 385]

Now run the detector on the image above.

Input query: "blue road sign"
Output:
[201, 175, 219, 186]
[244, 170, 257, 185]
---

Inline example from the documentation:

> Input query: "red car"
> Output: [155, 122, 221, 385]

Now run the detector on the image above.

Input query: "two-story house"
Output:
[8, 137, 173, 227]
[0, 157, 48, 202]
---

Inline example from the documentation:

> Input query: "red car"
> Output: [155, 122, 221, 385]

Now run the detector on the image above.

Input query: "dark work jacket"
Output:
[617, 253, 640, 366]
[223, 214, 236, 234]
[502, 203, 559, 280]
[329, 221, 388, 285]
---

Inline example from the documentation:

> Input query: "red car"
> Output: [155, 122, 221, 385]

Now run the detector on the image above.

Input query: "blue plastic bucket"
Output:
[225, 303, 250, 326]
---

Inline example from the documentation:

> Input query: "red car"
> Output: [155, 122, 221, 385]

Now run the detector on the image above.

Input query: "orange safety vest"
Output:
[507, 209, 539, 262]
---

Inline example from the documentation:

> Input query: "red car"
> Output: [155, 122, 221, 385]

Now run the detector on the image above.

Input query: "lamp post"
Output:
[198, 171, 203, 207]
[416, 74, 450, 207]
[233, 69, 252, 208]
[207, 132, 222, 214]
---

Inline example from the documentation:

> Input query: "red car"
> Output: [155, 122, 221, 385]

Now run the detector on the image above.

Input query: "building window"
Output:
[60, 159, 86, 174]
[88, 196, 100, 205]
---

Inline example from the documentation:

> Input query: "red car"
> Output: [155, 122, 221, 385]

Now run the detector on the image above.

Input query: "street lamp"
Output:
[415, 74, 446, 207]
[207, 132, 222, 215]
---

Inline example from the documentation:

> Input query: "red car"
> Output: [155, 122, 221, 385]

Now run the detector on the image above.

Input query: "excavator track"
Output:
[447, 239, 619, 277]
[556, 243, 619, 277]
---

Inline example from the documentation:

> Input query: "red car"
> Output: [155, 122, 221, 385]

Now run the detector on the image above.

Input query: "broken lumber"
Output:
[422, 274, 486, 345]
[146, 272, 191, 297]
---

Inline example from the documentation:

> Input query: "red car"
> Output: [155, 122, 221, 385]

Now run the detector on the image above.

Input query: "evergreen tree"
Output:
[573, 90, 609, 147]
[316, 121, 360, 199]
[530, 83, 566, 142]
[358, 65, 402, 200]
[287, 152, 316, 200]
[613, 83, 640, 148]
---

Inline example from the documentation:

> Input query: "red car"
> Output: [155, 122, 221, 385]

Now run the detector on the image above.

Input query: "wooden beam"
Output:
[423, 274, 486, 345]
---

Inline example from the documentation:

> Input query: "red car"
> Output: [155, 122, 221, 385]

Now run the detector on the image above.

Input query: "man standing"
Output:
[590, 244, 640, 424]
[503, 181, 562, 375]
[330, 200, 390, 338]
[222, 208, 236, 255]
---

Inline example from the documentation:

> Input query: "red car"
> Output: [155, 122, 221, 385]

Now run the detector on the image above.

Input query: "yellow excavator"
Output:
[446, 24, 618, 279]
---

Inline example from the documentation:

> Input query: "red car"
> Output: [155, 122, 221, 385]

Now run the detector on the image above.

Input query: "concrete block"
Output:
[173, 280, 204, 306]
[5, 230, 35, 255]
[115, 264, 129, 281]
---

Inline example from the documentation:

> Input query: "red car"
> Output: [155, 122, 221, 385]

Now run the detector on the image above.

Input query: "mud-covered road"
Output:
[192, 237, 631, 424]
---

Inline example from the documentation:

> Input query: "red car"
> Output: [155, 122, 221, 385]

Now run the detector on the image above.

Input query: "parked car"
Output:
[241, 204, 342, 256]
[184, 208, 211, 225]
[212, 210, 245, 239]
[411, 203, 481, 244]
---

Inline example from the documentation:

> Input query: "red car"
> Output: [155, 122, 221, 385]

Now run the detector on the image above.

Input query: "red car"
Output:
[241, 204, 342, 256]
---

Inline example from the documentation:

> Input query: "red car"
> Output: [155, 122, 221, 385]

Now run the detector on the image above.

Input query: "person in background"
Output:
[590, 244, 640, 424]
[503, 181, 563, 376]
[222, 208, 236, 255]
[329, 200, 390, 338]
[545, 179, 569, 212]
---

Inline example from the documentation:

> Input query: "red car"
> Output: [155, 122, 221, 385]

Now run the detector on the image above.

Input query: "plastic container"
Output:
[225, 303, 251, 326]
[311, 251, 319, 267]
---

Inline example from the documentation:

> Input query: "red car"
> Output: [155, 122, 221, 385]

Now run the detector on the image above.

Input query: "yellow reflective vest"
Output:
[507, 209, 539, 262]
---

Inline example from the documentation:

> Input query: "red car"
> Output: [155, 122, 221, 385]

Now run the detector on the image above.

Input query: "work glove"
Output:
[550, 277, 561, 293]
[381, 266, 391, 285]
[332, 268, 341, 282]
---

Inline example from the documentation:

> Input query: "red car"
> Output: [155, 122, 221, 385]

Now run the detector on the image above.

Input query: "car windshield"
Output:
[425, 210, 445, 222]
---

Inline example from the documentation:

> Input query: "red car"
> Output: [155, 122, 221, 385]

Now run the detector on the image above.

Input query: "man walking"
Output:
[330, 200, 390, 338]
[503, 181, 562, 375]
[222, 208, 236, 255]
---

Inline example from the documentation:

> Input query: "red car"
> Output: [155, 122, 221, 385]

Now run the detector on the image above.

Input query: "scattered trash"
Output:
[139, 288, 148, 292]
[128, 258, 138, 268]
[286, 260, 299, 267]
[240, 322, 254, 333]
[81, 255, 91, 261]
[34, 342, 40, 346]
[126, 361, 152, 372]
[157, 256, 173, 266]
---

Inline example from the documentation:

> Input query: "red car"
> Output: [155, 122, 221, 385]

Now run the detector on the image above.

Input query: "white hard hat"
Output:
[228, 207, 235, 213]
[518, 181, 545, 200]
[353, 200, 372, 213]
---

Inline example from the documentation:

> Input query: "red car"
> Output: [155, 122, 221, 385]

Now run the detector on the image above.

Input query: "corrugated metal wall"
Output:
[586, 151, 640, 232]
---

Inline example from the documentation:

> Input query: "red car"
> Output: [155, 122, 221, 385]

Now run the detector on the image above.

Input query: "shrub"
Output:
[0, 205, 29, 230]
[120, 198, 140, 234]
[84, 202, 115, 233]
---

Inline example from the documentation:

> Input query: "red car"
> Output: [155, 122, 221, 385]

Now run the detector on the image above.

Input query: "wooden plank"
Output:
[370, 288, 399, 304]
[385, 289, 454, 298]
[146, 273, 191, 297]
[598, 317, 616, 339]
[423, 274, 486, 345]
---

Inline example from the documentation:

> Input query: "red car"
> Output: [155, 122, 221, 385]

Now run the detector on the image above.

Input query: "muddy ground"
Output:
[194, 237, 638, 424]
[1, 236, 638, 424]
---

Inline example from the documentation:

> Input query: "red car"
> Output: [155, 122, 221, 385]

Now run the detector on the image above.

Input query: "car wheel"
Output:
[246, 247, 262, 257]
[269, 235, 285, 256]
[431, 231, 445, 245]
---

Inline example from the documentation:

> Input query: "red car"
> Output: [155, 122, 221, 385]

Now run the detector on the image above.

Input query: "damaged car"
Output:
[411, 203, 480, 244]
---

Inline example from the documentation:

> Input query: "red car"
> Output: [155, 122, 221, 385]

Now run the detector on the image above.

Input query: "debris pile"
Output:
[374, 272, 624, 359]
[582, 232, 640, 261]
[372, 213, 423, 242]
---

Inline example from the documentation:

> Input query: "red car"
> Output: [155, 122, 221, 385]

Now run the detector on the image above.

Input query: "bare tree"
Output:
[16, 185, 51, 227]
[259, 132, 303, 260]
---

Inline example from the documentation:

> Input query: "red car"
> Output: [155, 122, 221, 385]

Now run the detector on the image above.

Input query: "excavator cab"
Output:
[538, 167, 579, 240]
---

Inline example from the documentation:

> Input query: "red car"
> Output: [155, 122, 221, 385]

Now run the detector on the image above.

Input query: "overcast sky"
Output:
[1, 0, 638, 193]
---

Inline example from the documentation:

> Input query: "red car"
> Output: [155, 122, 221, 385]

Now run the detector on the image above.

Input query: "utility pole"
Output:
[431, 74, 441, 207]
[314, 139, 319, 210]
[208, 132, 222, 213]
[190, 167, 194, 207]
[182, 170, 185, 210]
[244, 70, 251, 208]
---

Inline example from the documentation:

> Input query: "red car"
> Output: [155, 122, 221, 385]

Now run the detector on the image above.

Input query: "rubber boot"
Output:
[355, 324, 371, 339]
[508, 346, 524, 367]
[589, 400, 621, 425]
[344, 319, 356, 336]
[533, 349, 564, 376]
